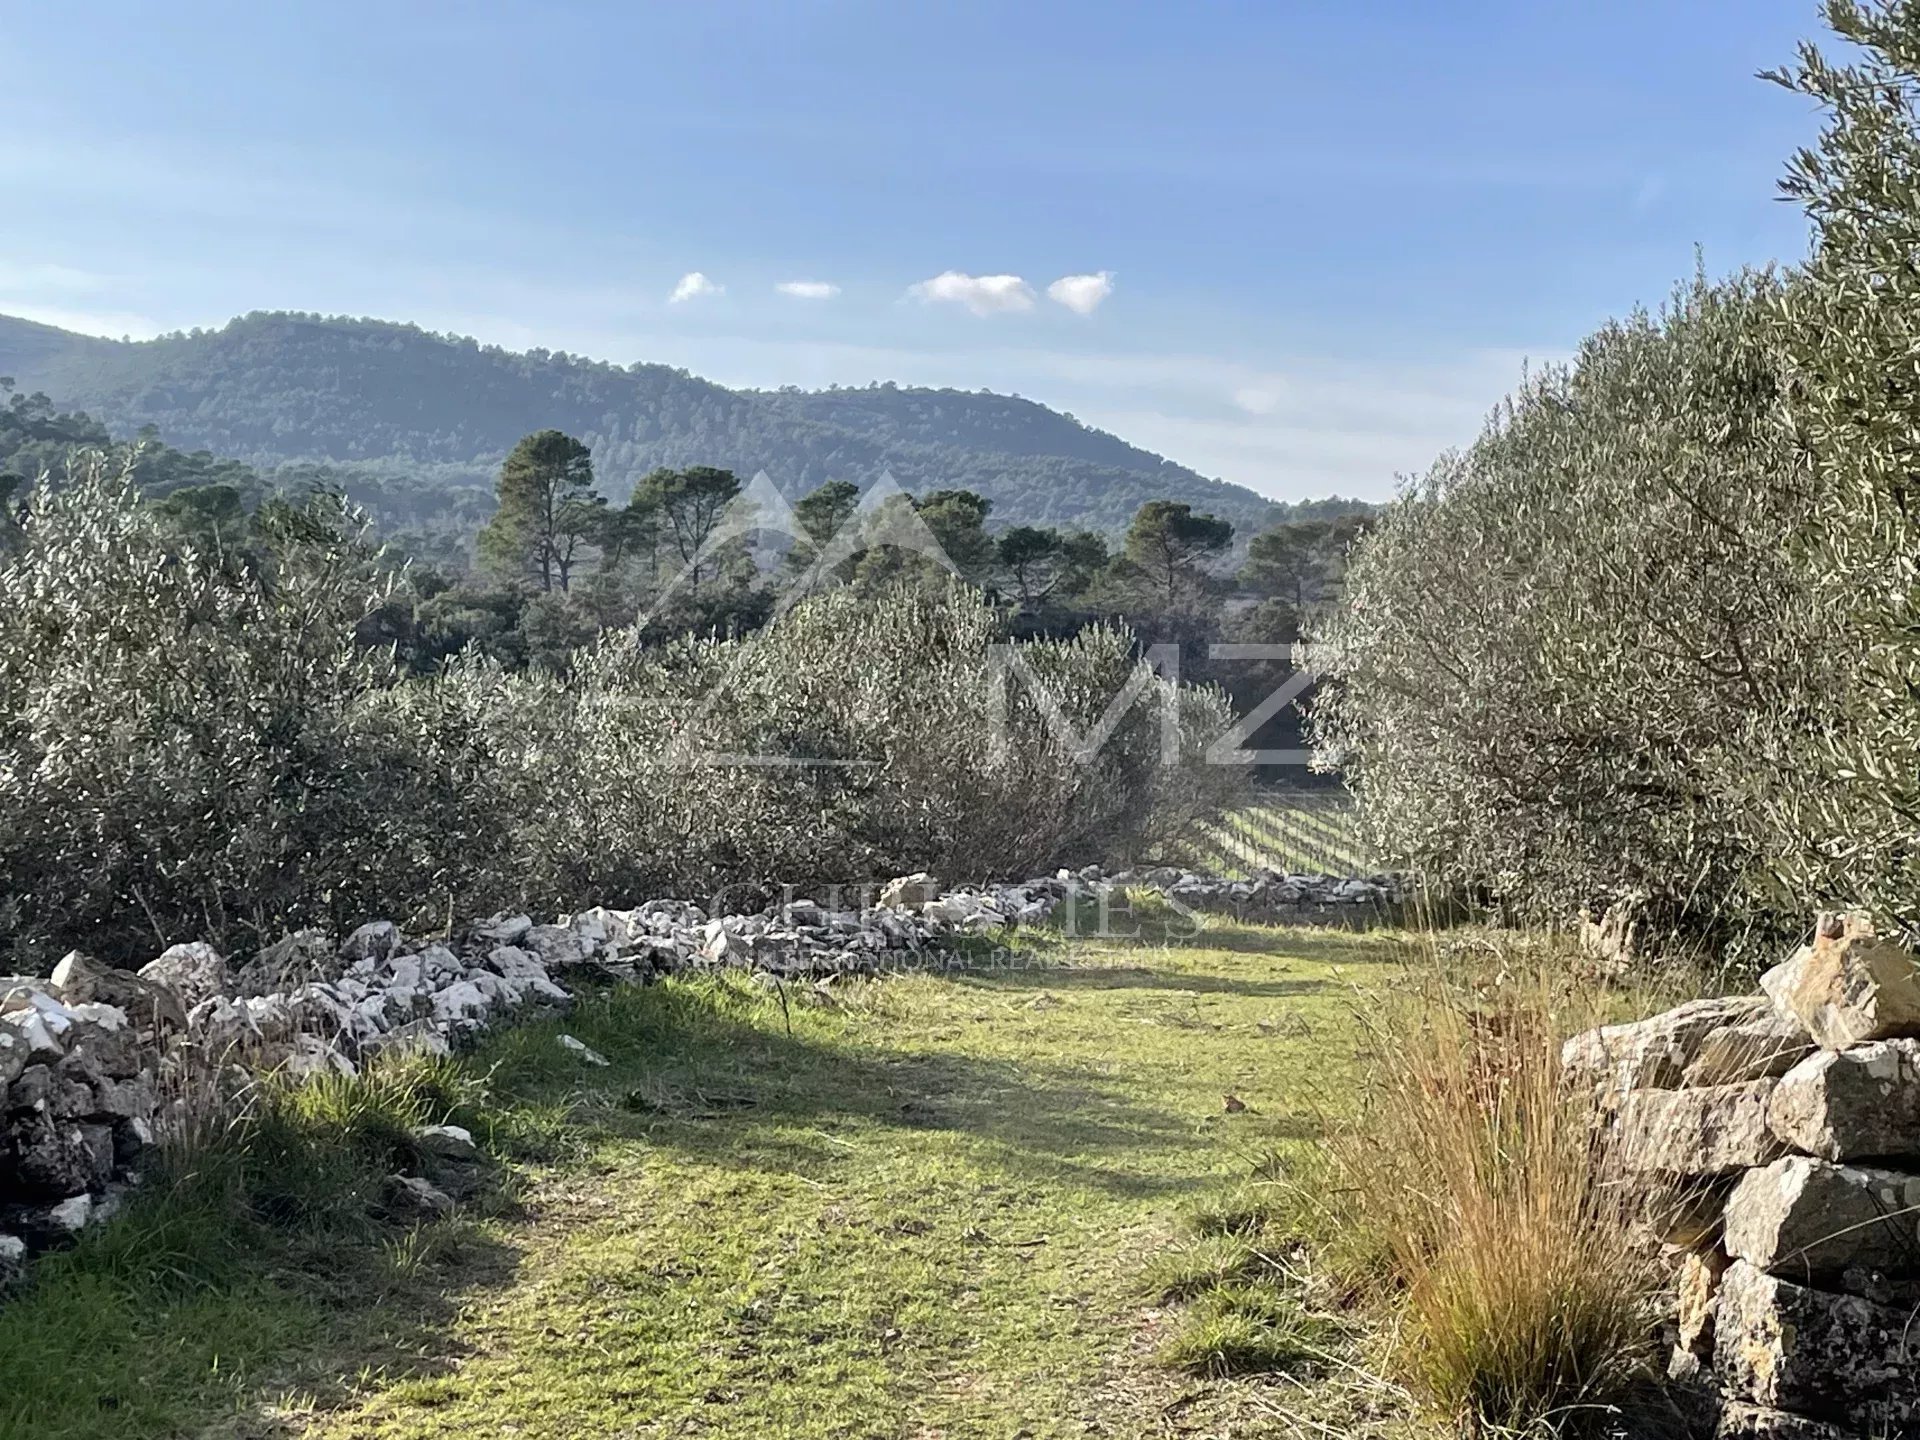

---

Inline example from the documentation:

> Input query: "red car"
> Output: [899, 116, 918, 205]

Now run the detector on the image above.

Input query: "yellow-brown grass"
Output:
[1320, 946, 1669, 1437]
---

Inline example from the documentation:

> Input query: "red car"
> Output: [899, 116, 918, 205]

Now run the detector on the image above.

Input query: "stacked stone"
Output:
[0, 953, 172, 1271]
[1566, 913, 1920, 1438]
[673, 873, 1069, 976]
[0, 862, 1389, 1290]
[1101, 864, 1404, 923]
[0, 925, 588, 1271]
[0, 871, 1079, 1282]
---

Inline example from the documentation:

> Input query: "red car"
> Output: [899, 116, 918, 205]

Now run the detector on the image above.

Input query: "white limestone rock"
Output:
[1562, 996, 1770, 1100]
[1762, 912, 1920, 1052]
[0, 1027, 25, 1088]
[559, 1033, 609, 1066]
[2, 1001, 68, 1065]
[50, 951, 186, 1033]
[431, 981, 490, 1027]
[415, 1124, 478, 1162]
[1686, 1010, 1815, 1088]
[476, 913, 533, 944]
[3, 1112, 97, 1198]
[1725, 1155, 1920, 1285]
[880, 873, 941, 909]
[1712, 1259, 1919, 1432]
[45, 1194, 92, 1234]
[340, 921, 402, 963]
[416, 944, 464, 982]
[236, 929, 337, 995]
[363, 1020, 452, 1060]
[485, 946, 570, 1005]
[383, 1173, 454, 1219]
[278, 1035, 357, 1080]
[522, 926, 588, 968]
[138, 942, 230, 1009]
[243, 994, 298, 1046]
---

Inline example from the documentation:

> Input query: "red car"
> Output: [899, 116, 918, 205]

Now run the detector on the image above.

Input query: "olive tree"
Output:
[0, 459, 506, 964]
[0, 466, 1243, 968]
[1311, 271, 1823, 946]
[1767, 0, 1920, 932]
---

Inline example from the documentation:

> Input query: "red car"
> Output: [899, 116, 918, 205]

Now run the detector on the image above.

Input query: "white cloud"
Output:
[669, 271, 723, 304]
[906, 271, 1035, 316]
[775, 280, 840, 300]
[0, 301, 160, 340]
[1046, 271, 1114, 315]
[1232, 384, 1282, 415]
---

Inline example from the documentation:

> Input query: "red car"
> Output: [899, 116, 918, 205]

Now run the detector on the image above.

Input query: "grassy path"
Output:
[5, 922, 1401, 1440]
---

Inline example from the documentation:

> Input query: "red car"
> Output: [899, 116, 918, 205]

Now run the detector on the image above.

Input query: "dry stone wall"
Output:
[0, 863, 1396, 1290]
[1106, 864, 1406, 923]
[1566, 913, 1920, 1438]
[0, 874, 1069, 1274]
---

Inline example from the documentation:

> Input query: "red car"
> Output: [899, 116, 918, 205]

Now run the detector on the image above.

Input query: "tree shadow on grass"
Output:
[1009, 908, 1410, 962]
[0, 1185, 527, 1440]
[954, 965, 1333, 1000]
[4, 935, 1356, 1439]
[514, 973, 1337, 1209]
[561, 1013, 1193, 1194]
[1162, 922, 1410, 963]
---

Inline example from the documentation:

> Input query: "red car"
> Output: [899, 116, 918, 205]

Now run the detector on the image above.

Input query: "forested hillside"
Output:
[0, 311, 1300, 534]
[0, 377, 261, 505]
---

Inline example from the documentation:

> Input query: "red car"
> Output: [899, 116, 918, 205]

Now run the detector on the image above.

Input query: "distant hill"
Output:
[0, 311, 1316, 535]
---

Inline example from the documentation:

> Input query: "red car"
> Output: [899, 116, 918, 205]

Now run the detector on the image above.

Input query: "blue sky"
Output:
[2, 1, 1821, 500]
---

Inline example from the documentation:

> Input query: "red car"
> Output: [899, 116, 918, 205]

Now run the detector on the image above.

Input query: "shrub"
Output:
[0, 460, 504, 965]
[1768, 0, 1920, 935]
[1310, 5, 1920, 955]
[1310, 271, 1823, 953]
[457, 576, 1243, 908]
[0, 468, 1242, 968]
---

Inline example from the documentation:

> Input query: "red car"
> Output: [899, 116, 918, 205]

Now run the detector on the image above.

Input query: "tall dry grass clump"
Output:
[1324, 949, 1666, 1436]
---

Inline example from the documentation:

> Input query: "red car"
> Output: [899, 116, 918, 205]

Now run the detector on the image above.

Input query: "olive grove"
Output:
[1313, 0, 1920, 952]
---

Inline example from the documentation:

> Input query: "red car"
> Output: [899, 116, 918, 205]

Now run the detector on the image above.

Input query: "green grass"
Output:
[1155, 1282, 1339, 1377]
[1143, 1157, 1359, 1387]
[0, 919, 1403, 1440]
[1139, 1232, 1277, 1302]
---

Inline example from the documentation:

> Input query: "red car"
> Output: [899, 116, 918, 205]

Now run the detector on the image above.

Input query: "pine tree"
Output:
[477, 430, 604, 592]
